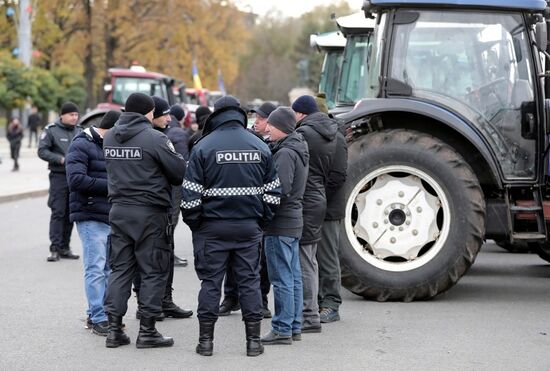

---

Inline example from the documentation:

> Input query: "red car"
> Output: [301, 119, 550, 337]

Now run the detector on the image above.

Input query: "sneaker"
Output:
[262, 307, 272, 319]
[85, 316, 93, 329]
[59, 249, 79, 260]
[92, 321, 109, 336]
[174, 255, 188, 267]
[320, 308, 340, 323]
[261, 331, 292, 345]
[292, 333, 301, 341]
[301, 324, 322, 333]
[46, 251, 60, 262]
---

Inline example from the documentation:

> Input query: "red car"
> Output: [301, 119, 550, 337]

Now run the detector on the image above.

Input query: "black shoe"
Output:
[196, 321, 215, 356]
[105, 315, 130, 348]
[301, 324, 322, 333]
[174, 255, 188, 267]
[59, 249, 79, 260]
[136, 317, 174, 348]
[92, 321, 109, 336]
[46, 251, 60, 262]
[218, 298, 240, 316]
[136, 310, 165, 321]
[245, 321, 264, 357]
[261, 331, 292, 345]
[85, 316, 93, 329]
[162, 301, 193, 319]
[262, 307, 272, 319]
[292, 333, 301, 341]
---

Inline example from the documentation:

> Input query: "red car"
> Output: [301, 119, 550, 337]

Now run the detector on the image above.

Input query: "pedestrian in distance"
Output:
[131, 96, 193, 322]
[292, 95, 339, 333]
[188, 106, 211, 153]
[166, 103, 192, 267]
[28, 106, 41, 148]
[7, 117, 24, 172]
[181, 95, 282, 357]
[103, 93, 186, 349]
[38, 101, 83, 262]
[260, 107, 309, 345]
[65, 110, 120, 336]
[317, 118, 348, 324]
[218, 101, 277, 319]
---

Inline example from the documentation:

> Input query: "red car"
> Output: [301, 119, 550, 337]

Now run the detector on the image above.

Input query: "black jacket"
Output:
[296, 112, 338, 244]
[166, 115, 190, 160]
[7, 124, 23, 147]
[180, 106, 281, 231]
[38, 119, 82, 173]
[325, 127, 348, 220]
[264, 131, 309, 238]
[66, 127, 110, 224]
[104, 112, 186, 209]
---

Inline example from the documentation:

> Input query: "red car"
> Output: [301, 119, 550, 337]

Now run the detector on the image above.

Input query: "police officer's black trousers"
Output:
[224, 244, 271, 307]
[47, 172, 73, 252]
[105, 204, 171, 319]
[193, 220, 263, 323]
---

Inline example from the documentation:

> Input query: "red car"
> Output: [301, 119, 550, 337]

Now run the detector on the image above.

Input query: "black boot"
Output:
[46, 251, 59, 262]
[162, 289, 193, 318]
[245, 321, 264, 357]
[136, 317, 174, 349]
[105, 315, 130, 348]
[196, 321, 215, 356]
[218, 297, 240, 316]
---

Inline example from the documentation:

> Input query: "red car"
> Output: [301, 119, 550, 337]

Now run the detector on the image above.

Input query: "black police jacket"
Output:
[38, 119, 82, 173]
[104, 112, 186, 209]
[180, 106, 281, 231]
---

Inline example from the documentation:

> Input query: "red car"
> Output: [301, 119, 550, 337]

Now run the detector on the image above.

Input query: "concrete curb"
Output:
[0, 189, 49, 204]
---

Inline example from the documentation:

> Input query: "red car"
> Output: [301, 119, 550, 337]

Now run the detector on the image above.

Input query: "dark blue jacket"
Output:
[166, 115, 190, 160]
[180, 106, 281, 231]
[66, 127, 110, 224]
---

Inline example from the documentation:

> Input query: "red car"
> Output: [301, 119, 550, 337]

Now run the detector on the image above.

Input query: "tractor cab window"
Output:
[320, 50, 344, 109]
[112, 77, 168, 106]
[390, 11, 536, 179]
[338, 33, 373, 105]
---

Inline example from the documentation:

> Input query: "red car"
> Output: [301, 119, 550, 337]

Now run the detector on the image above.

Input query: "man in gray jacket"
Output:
[38, 102, 82, 262]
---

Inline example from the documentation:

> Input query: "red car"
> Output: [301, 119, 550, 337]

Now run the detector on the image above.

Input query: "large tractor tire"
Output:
[340, 130, 485, 301]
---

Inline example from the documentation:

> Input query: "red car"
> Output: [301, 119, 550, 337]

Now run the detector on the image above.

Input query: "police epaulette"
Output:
[44, 123, 55, 129]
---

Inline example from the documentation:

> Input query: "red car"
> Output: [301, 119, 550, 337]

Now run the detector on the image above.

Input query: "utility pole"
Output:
[16, 0, 33, 127]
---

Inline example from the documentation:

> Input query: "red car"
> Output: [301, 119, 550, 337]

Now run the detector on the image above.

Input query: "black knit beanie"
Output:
[98, 110, 121, 129]
[60, 102, 79, 115]
[124, 93, 155, 115]
[170, 104, 186, 121]
[152, 96, 171, 118]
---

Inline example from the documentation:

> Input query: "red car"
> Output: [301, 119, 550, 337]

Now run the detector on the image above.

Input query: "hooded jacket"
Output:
[180, 106, 281, 231]
[103, 112, 186, 208]
[264, 131, 309, 238]
[296, 111, 338, 244]
[38, 119, 82, 173]
[66, 127, 110, 224]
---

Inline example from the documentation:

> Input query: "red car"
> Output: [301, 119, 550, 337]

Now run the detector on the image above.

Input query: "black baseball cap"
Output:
[250, 102, 277, 118]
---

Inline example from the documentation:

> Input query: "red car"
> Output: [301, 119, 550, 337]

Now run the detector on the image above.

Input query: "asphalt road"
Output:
[1, 196, 550, 370]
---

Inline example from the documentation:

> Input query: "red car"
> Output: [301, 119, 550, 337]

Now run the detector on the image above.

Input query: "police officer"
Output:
[132, 96, 193, 321]
[103, 93, 186, 349]
[38, 102, 82, 262]
[181, 95, 281, 357]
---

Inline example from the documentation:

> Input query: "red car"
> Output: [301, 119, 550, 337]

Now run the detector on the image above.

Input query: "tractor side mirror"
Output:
[536, 21, 548, 52]
[103, 84, 112, 93]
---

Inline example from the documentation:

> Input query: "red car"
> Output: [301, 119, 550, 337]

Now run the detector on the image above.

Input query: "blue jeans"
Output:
[76, 221, 111, 324]
[264, 235, 303, 336]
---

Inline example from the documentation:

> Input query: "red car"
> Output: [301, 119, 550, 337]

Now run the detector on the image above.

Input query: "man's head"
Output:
[124, 93, 155, 122]
[59, 102, 79, 126]
[214, 95, 241, 111]
[266, 107, 296, 141]
[96, 110, 121, 136]
[251, 102, 277, 137]
[151, 96, 171, 129]
[291, 95, 319, 122]
[170, 104, 186, 127]
[195, 106, 212, 131]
